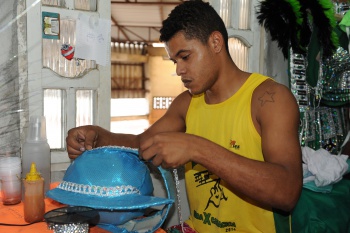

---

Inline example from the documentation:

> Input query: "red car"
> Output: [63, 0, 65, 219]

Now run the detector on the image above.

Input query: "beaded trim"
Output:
[88, 145, 138, 152]
[58, 181, 141, 197]
[47, 223, 89, 233]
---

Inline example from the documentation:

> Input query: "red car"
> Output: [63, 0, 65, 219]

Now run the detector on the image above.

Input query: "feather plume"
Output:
[256, 0, 304, 58]
[299, 0, 339, 57]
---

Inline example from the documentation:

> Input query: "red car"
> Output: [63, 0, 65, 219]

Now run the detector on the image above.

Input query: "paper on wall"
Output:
[75, 13, 110, 66]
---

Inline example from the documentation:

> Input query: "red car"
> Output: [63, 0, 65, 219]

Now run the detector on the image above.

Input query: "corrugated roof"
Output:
[111, 0, 182, 44]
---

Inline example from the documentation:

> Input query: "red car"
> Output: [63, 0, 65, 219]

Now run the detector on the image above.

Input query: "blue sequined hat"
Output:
[46, 146, 175, 232]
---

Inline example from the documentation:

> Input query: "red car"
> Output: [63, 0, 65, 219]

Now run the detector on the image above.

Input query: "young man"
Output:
[66, 1, 302, 232]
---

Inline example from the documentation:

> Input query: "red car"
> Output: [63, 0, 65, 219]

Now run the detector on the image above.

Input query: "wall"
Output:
[0, 1, 24, 158]
[147, 50, 186, 124]
[263, 33, 289, 87]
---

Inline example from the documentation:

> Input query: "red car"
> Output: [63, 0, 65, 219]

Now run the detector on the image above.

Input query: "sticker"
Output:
[42, 12, 60, 39]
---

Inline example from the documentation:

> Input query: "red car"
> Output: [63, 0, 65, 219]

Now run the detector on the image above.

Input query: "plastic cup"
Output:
[0, 157, 22, 205]
[1, 177, 21, 205]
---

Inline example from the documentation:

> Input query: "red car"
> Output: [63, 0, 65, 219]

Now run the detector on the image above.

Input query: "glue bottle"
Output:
[23, 162, 45, 223]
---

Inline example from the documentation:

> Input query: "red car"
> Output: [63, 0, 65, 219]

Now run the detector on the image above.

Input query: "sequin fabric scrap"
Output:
[166, 223, 197, 233]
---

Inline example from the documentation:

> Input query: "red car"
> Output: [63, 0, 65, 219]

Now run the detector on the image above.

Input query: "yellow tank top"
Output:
[185, 73, 291, 233]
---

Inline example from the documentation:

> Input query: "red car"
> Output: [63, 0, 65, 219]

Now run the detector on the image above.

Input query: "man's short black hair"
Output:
[159, 0, 229, 51]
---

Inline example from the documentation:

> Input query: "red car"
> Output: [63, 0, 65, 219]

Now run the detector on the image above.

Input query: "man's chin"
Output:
[188, 89, 203, 96]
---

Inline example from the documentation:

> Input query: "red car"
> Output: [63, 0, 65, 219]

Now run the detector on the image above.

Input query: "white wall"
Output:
[263, 34, 289, 87]
[149, 56, 183, 95]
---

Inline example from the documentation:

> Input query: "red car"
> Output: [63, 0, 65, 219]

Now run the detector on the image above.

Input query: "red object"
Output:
[61, 43, 75, 60]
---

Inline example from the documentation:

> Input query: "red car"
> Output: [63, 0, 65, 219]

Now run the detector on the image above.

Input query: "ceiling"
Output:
[110, 0, 183, 44]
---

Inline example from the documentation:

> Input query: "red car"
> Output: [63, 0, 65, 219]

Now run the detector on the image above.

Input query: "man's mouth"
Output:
[181, 79, 191, 87]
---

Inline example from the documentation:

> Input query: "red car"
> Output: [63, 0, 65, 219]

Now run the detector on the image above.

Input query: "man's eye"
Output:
[182, 54, 190, 60]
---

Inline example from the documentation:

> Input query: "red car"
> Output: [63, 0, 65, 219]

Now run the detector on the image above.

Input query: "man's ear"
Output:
[209, 31, 223, 53]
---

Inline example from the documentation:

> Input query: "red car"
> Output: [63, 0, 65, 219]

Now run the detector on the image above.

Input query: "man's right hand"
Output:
[66, 125, 99, 159]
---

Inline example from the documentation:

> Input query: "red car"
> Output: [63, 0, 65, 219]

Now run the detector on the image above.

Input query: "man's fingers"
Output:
[139, 137, 154, 160]
[67, 145, 83, 159]
[83, 130, 98, 150]
[140, 146, 158, 162]
[66, 129, 84, 148]
[150, 154, 162, 167]
[66, 128, 94, 159]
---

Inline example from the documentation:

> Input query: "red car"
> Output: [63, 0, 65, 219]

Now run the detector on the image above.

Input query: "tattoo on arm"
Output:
[258, 91, 275, 106]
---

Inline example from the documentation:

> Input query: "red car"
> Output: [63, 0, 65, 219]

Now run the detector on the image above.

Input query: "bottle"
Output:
[23, 162, 45, 223]
[22, 116, 51, 196]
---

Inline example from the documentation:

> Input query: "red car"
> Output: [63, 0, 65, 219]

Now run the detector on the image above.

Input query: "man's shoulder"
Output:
[167, 91, 193, 117]
[252, 78, 299, 115]
[254, 78, 291, 96]
[176, 90, 193, 102]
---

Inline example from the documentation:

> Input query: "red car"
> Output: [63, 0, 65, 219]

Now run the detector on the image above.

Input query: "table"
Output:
[0, 182, 166, 233]
[0, 197, 111, 233]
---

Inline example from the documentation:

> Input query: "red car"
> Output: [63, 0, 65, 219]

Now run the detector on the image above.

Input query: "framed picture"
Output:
[42, 12, 60, 39]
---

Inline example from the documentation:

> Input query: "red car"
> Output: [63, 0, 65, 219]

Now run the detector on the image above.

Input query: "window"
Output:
[110, 98, 149, 134]
[153, 96, 175, 110]
[44, 89, 96, 149]
[228, 38, 249, 71]
[214, 0, 260, 73]
[44, 89, 65, 149]
[215, 0, 251, 72]
[76, 90, 94, 127]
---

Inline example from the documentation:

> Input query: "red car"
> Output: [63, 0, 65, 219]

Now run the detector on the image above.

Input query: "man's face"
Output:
[165, 32, 218, 95]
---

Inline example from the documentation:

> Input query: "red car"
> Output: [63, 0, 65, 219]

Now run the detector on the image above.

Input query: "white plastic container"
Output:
[22, 116, 51, 197]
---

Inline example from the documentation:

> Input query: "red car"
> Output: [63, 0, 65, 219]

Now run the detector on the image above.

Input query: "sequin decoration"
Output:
[290, 51, 309, 106]
[322, 47, 350, 106]
[57, 181, 141, 197]
[47, 223, 89, 233]
[299, 106, 346, 153]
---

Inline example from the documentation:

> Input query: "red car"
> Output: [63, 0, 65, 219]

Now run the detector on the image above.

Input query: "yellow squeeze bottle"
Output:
[23, 162, 45, 223]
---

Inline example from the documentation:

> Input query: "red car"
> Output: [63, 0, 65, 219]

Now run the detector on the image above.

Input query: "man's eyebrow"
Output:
[175, 49, 189, 58]
[169, 49, 190, 62]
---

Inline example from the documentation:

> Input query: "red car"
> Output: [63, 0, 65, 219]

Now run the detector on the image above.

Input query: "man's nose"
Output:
[176, 63, 185, 76]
